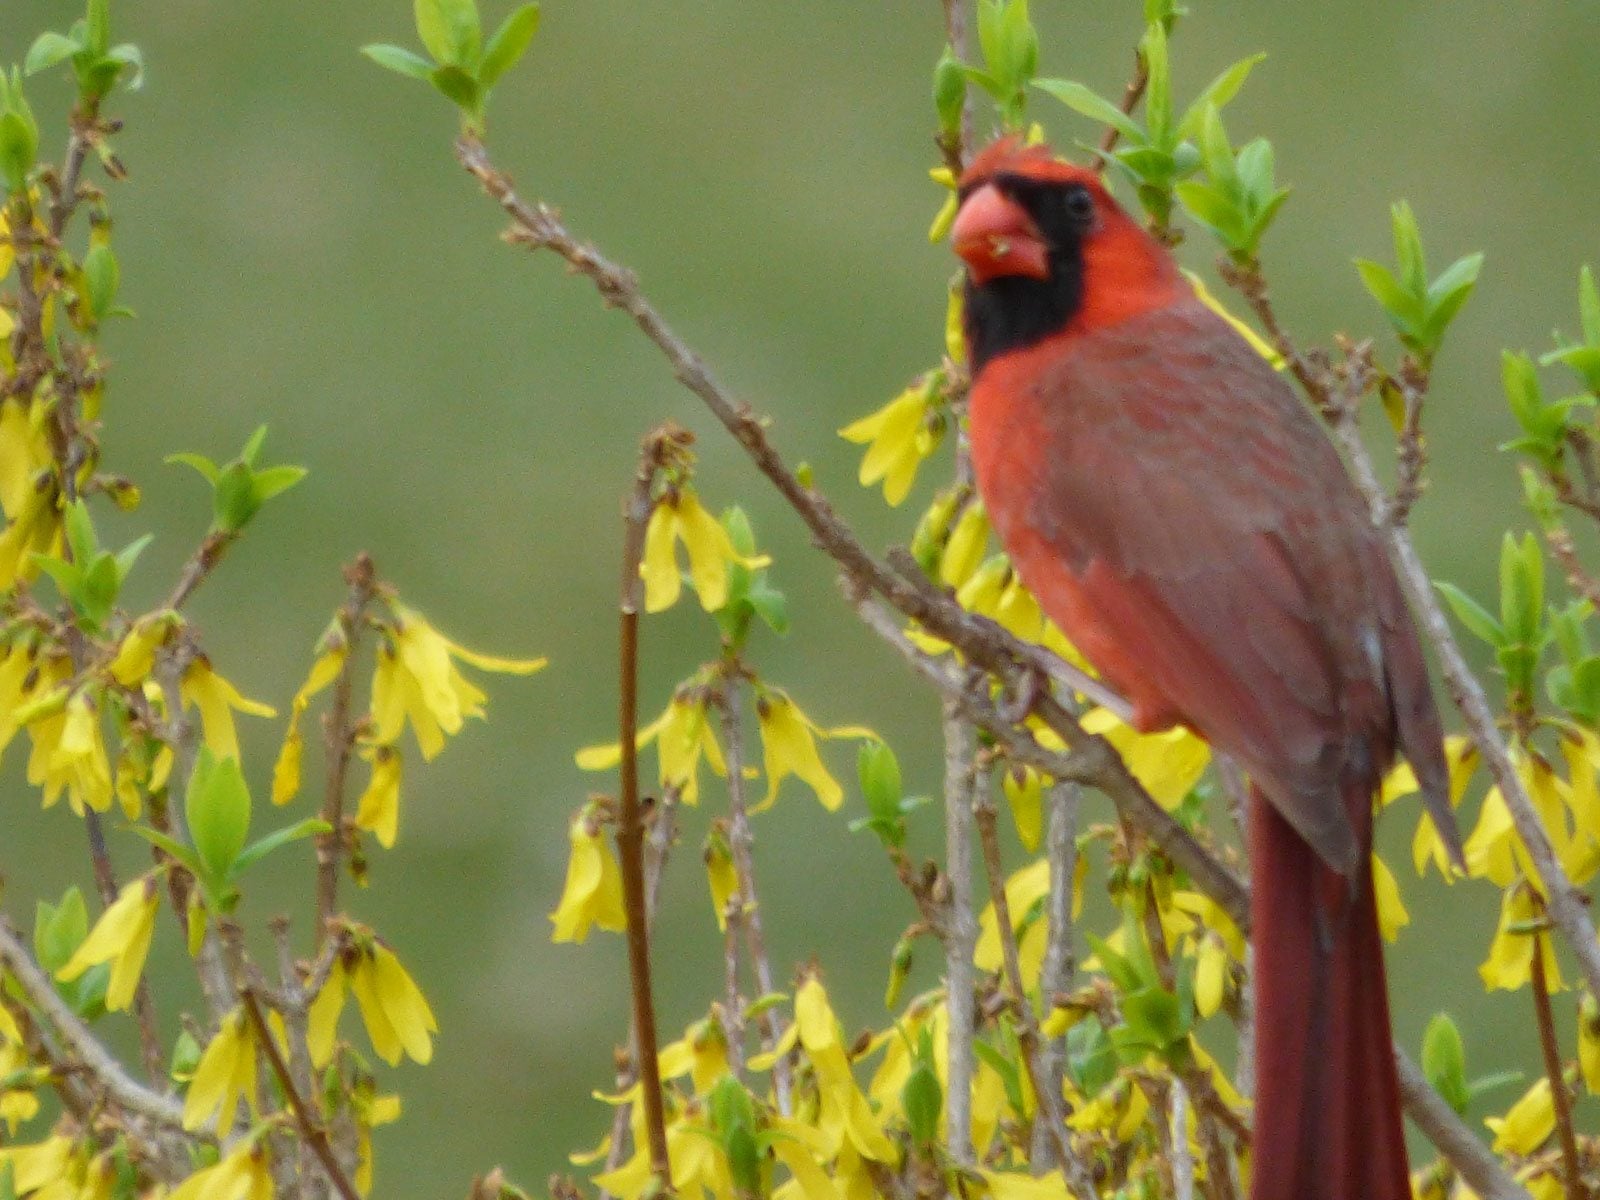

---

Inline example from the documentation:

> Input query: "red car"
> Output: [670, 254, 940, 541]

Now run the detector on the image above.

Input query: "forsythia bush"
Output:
[3, 2, 1600, 1200]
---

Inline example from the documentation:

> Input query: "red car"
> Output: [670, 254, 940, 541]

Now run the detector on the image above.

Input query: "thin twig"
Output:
[1530, 926, 1585, 1200]
[1169, 1077, 1195, 1200]
[239, 987, 360, 1200]
[714, 674, 791, 1114]
[1031, 779, 1078, 1170]
[614, 432, 679, 1188]
[315, 554, 377, 947]
[1091, 47, 1150, 169]
[0, 919, 188, 1134]
[164, 530, 241, 611]
[973, 800, 1099, 1198]
[941, 701, 979, 1167]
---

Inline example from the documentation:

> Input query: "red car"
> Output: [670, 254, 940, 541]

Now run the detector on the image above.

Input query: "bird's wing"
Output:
[1017, 300, 1398, 872]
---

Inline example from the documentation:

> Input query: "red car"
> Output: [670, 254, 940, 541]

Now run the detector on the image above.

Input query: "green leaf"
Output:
[213, 462, 259, 532]
[79, 553, 120, 626]
[240, 425, 269, 466]
[1176, 52, 1265, 141]
[1390, 201, 1426, 297]
[86, 0, 110, 55]
[745, 582, 788, 635]
[414, 0, 481, 66]
[361, 43, 436, 82]
[25, 32, 83, 77]
[1032, 79, 1144, 142]
[34, 887, 89, 972]
[902, 1060, 943, 1147]
[1086, 931, 1144, 994]
[429, 64, 481, 114]
[973, 1039, 1025, 1115]
[122, 825, 204, 880]
[479, 4, 540, 89]
[1499, 532, 1543, 646]
[1354, 259, 1419, 327]
[103, 44, 144, 92]
[166, 452, 220, 484]
[252, 464, 307, 502]
[82, 243, 119, 318]
[1580, 264, 1600, 347]
[1141, 21, 1172, 148]
[1434, 581, 1503, 648]
[1421, 1013, 1469, 1114]
[933, 46, 966, 137]
[186, 750, 252, 890]
[231, 818, 331, 876]
[0, 110, 38, 194]
[1465, 1069, 1524, 1103]
[64, 499, 97, 562]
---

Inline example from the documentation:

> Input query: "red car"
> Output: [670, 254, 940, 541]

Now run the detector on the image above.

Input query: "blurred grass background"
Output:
[3, 1, 1599, 1192]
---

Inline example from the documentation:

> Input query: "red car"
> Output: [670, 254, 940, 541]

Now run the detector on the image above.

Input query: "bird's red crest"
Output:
[958, 135, 1101, 193]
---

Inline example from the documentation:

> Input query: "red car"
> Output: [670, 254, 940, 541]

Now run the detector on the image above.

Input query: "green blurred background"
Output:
[3, 1, 1599, 1192]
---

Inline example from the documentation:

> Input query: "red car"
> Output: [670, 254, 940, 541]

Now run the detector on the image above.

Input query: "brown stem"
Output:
[973, 798, 1098, 1197]
[1091, 47, 1150, 169]
[615, 432, 680, 1189]
[1530, 926, 1584, 1200]
[315, 554, 377, 947]
[240, 987, 360, 1200]
[164, 529, 240, 611]
[714, 675, 791, 1113]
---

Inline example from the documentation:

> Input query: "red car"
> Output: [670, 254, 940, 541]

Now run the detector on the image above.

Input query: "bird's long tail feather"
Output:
[1248, 786, 1410, 1200]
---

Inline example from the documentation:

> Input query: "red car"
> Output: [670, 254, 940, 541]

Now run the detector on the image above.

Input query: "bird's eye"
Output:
[1064, 186, 1094, 223]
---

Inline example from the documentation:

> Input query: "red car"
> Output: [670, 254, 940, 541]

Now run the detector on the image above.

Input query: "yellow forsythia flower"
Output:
[1580, 993, 1600, 1094]
[352, 1088, 401, 1196]
[703, 826, 739, 932]
[658, 1017, 732, 1097]
[107, 614, 176, 687]
[271, 641, 346, 805]
[1486, 1078, 1555, 1156]
[28, 689, 115, 816]
[1480, 886, 1562, 992]
[1081, 706, 1211, 809]
[576, 692, 727, 806]
[183, 1008, 257, 1131]
[56, 875, 159, 1012]
[839, 383, 939, 507]
[795, 976, 896, 1162]
[0, 476, 61, 589]
[167, 1143, 274, 1200]
[940, 502, 989, 589]
[181, 658, 276, 762]
[1194, 933, 1230, 1019]
[928, 166, 959, 243]
[313, 938, 439, 1068]
[0, 1136, 72, 1195]
[1002, 767, 1043, 853]
[0, 1038, 40, 1132]
[976, 858, 1051, 981]
[371, 603, 545, 762]
[550, 810, 628, 944]
[985, 1171, 1075, 1200]
[756, 690, 874, 811]
[354, 743, 403, 848]
[1371, 853, 1409, 943]
[639, 488, 768, 613]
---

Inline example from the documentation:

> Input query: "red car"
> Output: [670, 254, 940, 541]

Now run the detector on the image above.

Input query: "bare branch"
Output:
[940, 702, 979, 1167]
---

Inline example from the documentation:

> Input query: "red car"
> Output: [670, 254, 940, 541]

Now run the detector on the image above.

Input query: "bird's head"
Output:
[952, 136, 1181, 370]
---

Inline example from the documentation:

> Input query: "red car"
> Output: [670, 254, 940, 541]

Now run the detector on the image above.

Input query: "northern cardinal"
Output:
[950, 136, 1461, 1200]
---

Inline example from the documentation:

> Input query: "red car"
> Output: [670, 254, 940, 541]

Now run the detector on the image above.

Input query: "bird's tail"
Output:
[1248, 785, 1410, 1200]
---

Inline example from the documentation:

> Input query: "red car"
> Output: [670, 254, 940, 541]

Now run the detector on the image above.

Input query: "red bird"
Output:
[950, 137, 1461, 1200]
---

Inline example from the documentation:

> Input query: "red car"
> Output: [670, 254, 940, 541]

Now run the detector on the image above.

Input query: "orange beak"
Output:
[952, 183, 1050, 285]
